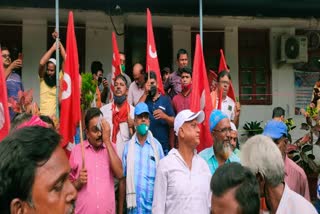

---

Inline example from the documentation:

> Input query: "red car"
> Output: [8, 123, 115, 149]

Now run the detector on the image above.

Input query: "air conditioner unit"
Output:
[279, 35, 308, 63]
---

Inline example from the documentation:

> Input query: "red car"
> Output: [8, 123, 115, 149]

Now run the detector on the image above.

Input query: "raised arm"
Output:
[101, 119, 123, 179]
[39, 43, 56, 78]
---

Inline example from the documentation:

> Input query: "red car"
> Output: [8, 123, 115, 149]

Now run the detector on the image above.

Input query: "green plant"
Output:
[81, 73, 97, 111]
[242, 121, 263, 137]
[306, 106, 318, 118]
[285, 118, 296, 143]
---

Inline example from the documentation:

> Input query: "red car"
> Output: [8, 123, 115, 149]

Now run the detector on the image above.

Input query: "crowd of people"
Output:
[1, 34, 319, 214]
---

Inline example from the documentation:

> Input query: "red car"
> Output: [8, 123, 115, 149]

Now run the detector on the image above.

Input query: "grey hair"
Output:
[240, 135, 285, 187]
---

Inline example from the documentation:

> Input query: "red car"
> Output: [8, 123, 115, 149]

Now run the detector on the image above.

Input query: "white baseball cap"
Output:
[48, 58, 56, 65]
[174, 109, 205, 136]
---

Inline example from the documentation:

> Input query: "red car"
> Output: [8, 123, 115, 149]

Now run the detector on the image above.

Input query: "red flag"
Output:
[109, 32, 122, 102]
[146, 8, 164, 95]
[0, 48, 10, 141]
[190, 35, 213, 152]
[60, 11, 81, 155]
[218, 49, 236, 102]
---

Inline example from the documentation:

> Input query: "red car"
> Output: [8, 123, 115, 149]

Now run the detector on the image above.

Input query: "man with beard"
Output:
[241, 135, 317, 214]
[172, 67, 192, 114]
[152, 109, 211, 213]
[0, 126, 77, 214]
[139, 71, 175, 155]
[127, 63, 145, 106]
[69, 107, 123, 214]
[199, 110, 240, 175]
[38, 41, 66, 116]
[2, 47, 23, 119]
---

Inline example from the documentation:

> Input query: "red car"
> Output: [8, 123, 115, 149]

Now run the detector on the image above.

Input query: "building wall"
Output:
[0, 8, 319, 142]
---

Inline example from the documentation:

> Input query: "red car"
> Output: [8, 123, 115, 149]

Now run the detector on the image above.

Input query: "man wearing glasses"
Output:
[199, 110, 240, 175]
[263, 120, 310, 201]
[2, 47, 23, 119]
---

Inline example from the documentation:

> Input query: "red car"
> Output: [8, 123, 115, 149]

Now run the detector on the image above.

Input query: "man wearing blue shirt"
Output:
[199, 109, 240, 175]
[139, 71, 175, 155]
[122, 102, 164, 214]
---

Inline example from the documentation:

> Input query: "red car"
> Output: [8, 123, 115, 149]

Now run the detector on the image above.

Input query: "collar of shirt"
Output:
[169, 148, 198, 167]
[134, 135, 151, 146]
[84, 140, 106, 150]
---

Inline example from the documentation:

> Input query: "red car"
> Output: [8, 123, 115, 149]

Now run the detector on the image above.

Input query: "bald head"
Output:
[133, 63, 145, 88]
[133, 63, 143, 76]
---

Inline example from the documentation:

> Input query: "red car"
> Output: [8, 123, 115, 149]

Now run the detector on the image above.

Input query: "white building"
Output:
[1, 3, 320, 141]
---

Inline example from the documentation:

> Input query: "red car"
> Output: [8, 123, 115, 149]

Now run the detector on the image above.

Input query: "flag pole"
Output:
[199, 0, 203, 48]
[55, 0, 60, 119]
[79, 120, 85, 168]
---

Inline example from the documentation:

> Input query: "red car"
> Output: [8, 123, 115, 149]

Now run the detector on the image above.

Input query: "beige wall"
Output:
[22, 19, 47, 105]
[1, 8, 317, 142]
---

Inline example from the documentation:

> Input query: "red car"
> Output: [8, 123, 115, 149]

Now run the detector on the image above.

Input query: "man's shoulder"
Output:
[226, 96, 235, 105]
[286, 157, 307, 179]
[100, 103, 112, 112]
[199, 147, 213, 160]
[228, 152, 240, 163]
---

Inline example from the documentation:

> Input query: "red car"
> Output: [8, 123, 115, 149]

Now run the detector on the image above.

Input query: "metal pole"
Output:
[199, 0, 203, 48]
[55, 0, 60, 119]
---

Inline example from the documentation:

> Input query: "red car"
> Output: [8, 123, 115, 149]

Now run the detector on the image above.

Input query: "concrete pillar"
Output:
[224, 26, 239, 96]
[172, 25, 191, 70]
[22, 19, 47, 105]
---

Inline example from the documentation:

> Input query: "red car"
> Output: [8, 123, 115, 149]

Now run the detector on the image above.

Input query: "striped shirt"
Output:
[122, 135, 164, 214]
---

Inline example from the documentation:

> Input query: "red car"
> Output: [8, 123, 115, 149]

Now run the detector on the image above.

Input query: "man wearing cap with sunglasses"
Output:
[38, 39, 66, 117]
[121, 102, 164, 214]
[263, 120, 310, 201]
[152, 109, 211, 214]
[199, 110, 240, 175]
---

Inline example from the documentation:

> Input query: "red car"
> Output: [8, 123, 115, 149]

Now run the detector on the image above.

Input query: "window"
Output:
[124, 26, 172, 80]
[191, 31, 224, 71]
[239, 29, 271, 105]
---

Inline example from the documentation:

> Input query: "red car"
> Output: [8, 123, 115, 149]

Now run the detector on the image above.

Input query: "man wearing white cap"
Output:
[38, 38, 66, 117]
[152, 109, 211, 214]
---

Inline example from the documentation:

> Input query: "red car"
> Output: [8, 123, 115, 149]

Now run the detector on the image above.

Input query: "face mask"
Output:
[114, 95, 126, 105]
[182, 83, 192, 92]
[121, 64, 126, 73]
[136, 123, 149, 136]
[149, 85, 157, 97]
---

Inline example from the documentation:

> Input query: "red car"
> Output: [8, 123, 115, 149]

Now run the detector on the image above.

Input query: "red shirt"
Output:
[172, 92, 191, 114]
[285, 155, 310, 201]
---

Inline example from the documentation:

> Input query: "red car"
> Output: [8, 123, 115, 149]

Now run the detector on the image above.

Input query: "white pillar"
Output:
[224, 26, 239, 96]
[172, 25, 191, 70]
[22, 19, 47, 105]
[85, 21, 125, 76]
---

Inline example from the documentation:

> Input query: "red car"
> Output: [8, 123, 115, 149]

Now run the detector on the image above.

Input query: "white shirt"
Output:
[152, 148, 212, 214]
[127, 81, 145, 106]
[100, 102, 134, 157]
[276, 183, 317, 214]
[216, 96, 235, 120]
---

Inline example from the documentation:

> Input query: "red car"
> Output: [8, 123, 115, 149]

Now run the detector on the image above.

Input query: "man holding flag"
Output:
[217, 70, 241, 127]
[216, 49, 241, 127]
